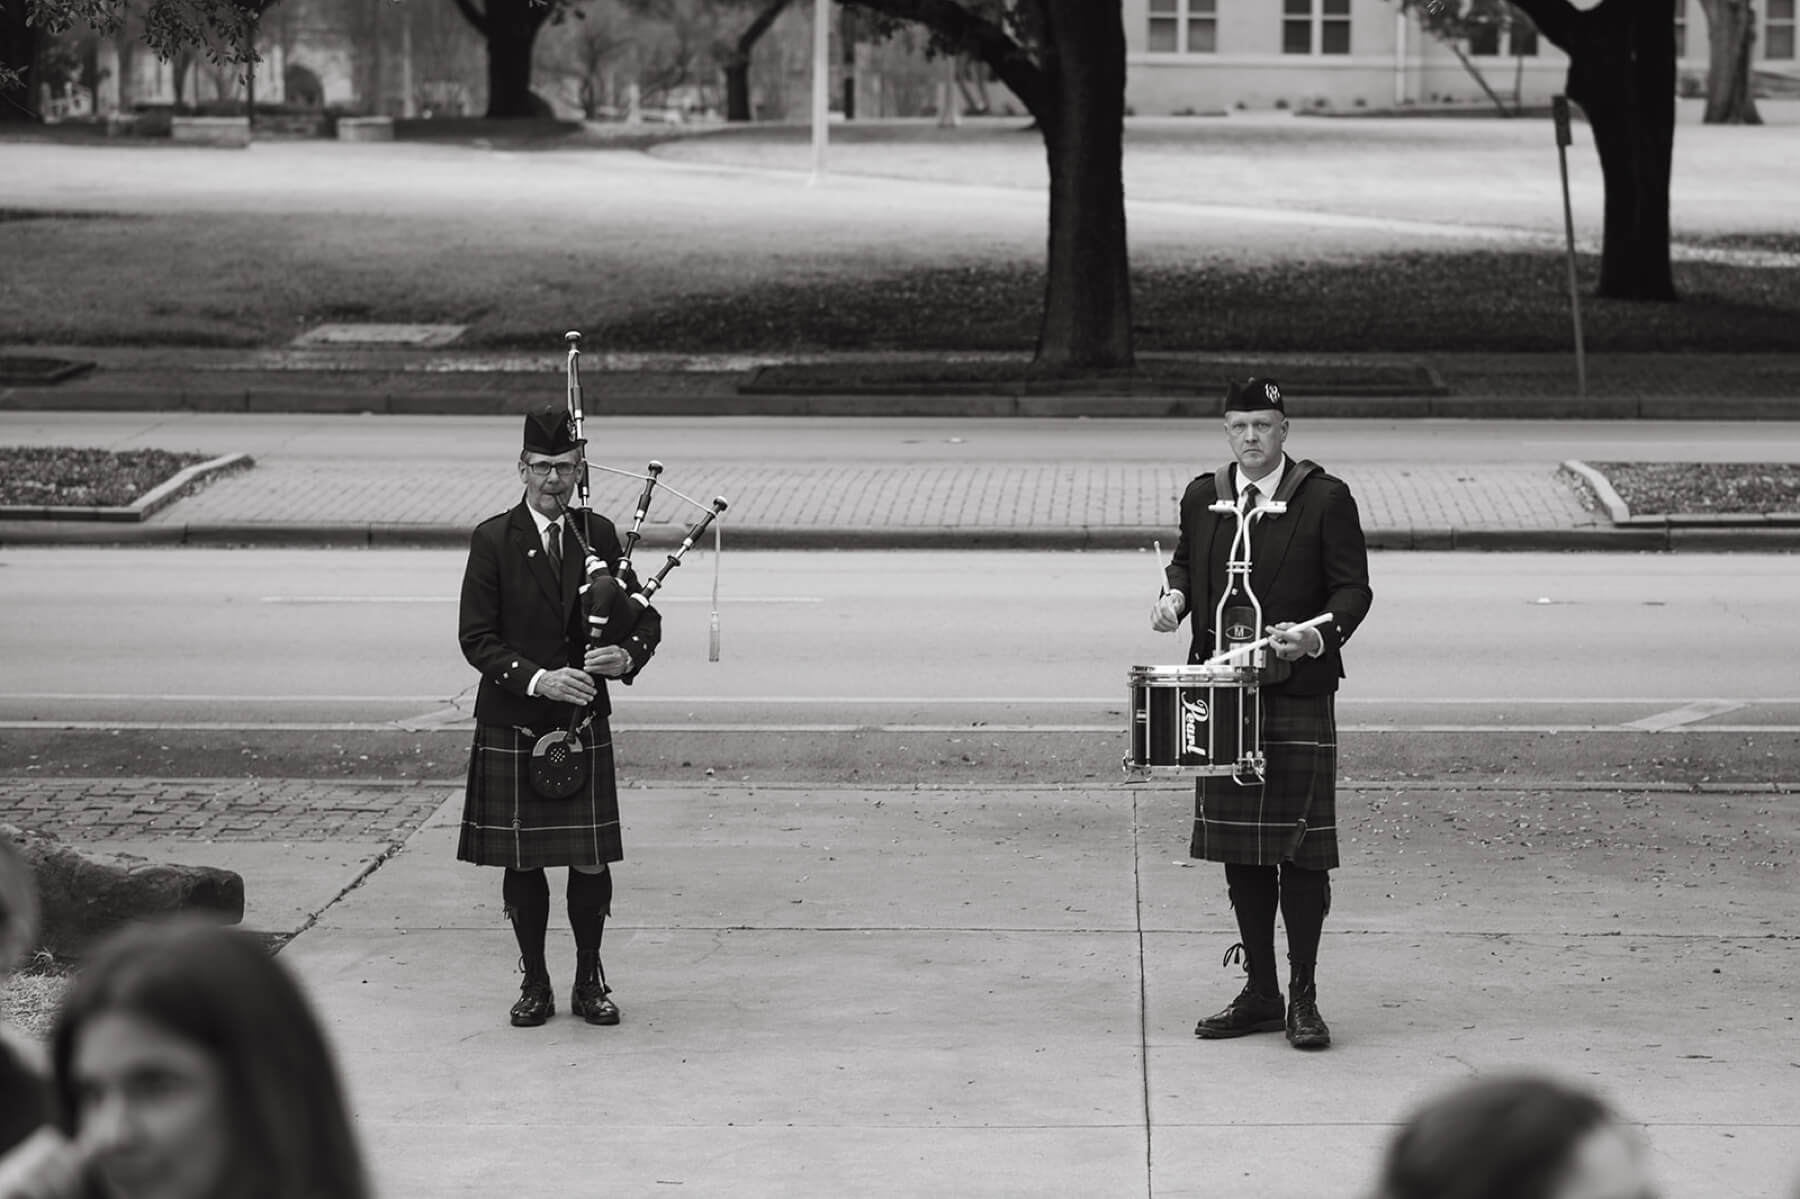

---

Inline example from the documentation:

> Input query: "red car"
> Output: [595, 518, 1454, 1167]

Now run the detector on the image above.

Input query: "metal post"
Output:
[401, 0, 416, 118]
[809, 0, 829, 184]
[1552, 95, 1587, 399]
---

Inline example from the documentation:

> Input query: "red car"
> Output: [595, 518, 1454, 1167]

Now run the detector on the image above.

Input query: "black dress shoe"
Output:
[510, 976, 555, 1027]
[572, 949, 619, 1025]
[1195, 982, 1286, 1039]
[1286, 985, 1331, 1049]
[572, 978, 620, 1026]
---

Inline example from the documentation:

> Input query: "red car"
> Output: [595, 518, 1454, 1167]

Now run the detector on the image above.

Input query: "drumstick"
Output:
[1203, 612, 1335, 666]
[1153, 540, 1168, 595]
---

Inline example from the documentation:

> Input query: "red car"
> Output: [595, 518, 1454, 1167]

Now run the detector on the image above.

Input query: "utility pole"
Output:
[809, 0, 829, 182]
[1552, 95, 1587, 398]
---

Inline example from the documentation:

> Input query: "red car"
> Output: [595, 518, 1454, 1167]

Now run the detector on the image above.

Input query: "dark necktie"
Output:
[1242, 481, 1259, 512]
[545, 521, 562, 577]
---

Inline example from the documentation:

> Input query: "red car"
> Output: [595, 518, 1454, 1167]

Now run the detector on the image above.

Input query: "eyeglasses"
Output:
[524, 461, 580, 479]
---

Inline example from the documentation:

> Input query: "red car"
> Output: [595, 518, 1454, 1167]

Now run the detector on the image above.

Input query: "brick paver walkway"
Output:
[0, 778, 450, 843]
[161, 461, 1596, 532]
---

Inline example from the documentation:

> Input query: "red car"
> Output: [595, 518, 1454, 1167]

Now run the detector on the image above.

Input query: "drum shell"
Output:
[1125, 664, 1257, 778]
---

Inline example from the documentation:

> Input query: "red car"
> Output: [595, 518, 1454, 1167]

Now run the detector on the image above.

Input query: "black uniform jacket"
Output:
[459, 501, 662, 729]
[1164, 457, 1372, 696]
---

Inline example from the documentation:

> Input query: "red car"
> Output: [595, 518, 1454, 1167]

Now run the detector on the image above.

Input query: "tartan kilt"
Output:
[1190, 692, 1340, 870]
[457, 718, 623, 869]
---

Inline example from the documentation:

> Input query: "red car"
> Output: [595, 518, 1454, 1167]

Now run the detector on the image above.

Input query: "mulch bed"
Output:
[0, 447, 209, 508]
[1589, 462, 1800, 516]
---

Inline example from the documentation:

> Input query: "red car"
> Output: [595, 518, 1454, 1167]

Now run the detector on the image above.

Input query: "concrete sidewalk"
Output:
[4, 406, 1800, 551]
[5, 452, 1796, 551]
[13, 777, 1793, 1198]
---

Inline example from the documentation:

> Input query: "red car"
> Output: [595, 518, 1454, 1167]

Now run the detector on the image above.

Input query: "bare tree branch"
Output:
[845, 0, 1047, 118]
[736, 0, 790, 55]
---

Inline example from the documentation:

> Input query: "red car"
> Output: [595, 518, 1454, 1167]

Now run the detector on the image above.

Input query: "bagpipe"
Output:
[531, 330, 729, 799]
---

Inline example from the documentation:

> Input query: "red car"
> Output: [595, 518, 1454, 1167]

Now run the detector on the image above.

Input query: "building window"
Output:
[1770, 0, 1796, 59]
[1149, 0, 1217, 53]
[1674, 0, 1687, 58]
[1283, 0, 1349, 54]
[1465, 12, 1535, 56]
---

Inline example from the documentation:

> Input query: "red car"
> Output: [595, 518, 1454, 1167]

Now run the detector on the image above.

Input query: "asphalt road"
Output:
[3, 549, 1796, 784]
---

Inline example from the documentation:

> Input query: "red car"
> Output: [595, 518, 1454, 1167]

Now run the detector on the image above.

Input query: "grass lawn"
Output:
[1, 109, 1796, 355]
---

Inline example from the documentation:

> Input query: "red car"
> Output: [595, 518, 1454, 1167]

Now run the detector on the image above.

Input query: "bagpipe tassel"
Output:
[708, 519, 722, 662]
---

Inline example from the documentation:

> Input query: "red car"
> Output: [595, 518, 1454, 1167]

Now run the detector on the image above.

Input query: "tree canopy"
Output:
[17, 0, 277, 74]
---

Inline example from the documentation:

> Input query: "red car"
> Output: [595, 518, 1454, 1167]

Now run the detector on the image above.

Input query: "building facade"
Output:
[1121, 0, 1800, 113]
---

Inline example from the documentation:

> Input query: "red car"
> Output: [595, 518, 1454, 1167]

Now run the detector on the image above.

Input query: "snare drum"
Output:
[1124, 664, 1259, 779]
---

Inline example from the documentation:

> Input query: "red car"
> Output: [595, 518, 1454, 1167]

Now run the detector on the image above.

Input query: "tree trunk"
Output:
[0, 0, 42, 123]
[243, 15, 259, 123]
[1517, 0, 1678, 301]
[1033, 0, 1132, 370]
[1700, 0, 1763, 124]
[116, 35, 136, 112]
[450, 0, 551, 118]
[485, 14, 543, 116]
[724, 57, 751, 120]
[173, 51, 192, 106]
[725, 0, 791, 122]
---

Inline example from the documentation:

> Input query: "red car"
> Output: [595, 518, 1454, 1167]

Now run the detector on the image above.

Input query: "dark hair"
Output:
[1375, 1074, 1613, 1199]
[51, 918, 370, 1199]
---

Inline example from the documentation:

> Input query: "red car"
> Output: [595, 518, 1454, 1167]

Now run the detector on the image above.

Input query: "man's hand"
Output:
[539, 666, 598, 705]
[1151, 590, 1186, 633]
[1267, 622, 1324, 661]
[584, 645, 634, 679]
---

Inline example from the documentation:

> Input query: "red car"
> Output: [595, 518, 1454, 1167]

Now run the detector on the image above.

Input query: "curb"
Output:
[7, 520, 1800, 551]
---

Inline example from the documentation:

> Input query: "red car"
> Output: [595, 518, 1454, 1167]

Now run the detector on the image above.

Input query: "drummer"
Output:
[1151, 377, 1372, 1050]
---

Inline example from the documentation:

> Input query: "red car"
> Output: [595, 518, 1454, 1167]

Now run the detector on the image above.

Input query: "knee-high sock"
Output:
[567, 866, 613, 957]
[1278, 863, 1330, 976]
[503, 868, 550, 978]
[1224, 863, 1280, 994]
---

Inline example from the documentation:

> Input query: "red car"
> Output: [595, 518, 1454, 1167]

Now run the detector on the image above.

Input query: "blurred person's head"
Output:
[50, 919, 369, 1199]
[0, 831, 39, 976]
[1374, 1074, 1656, 1199]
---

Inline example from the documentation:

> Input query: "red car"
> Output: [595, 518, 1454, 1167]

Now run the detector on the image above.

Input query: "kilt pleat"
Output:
[1190, 692, 1339, 870]
[457, 719, 623, 869]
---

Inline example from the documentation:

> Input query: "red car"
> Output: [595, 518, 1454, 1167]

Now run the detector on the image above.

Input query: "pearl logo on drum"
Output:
[1181, 697, 1210, 759]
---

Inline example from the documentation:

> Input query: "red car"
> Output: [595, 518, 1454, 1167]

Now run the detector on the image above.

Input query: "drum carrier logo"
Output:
[1181, 696, 1209, 759]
